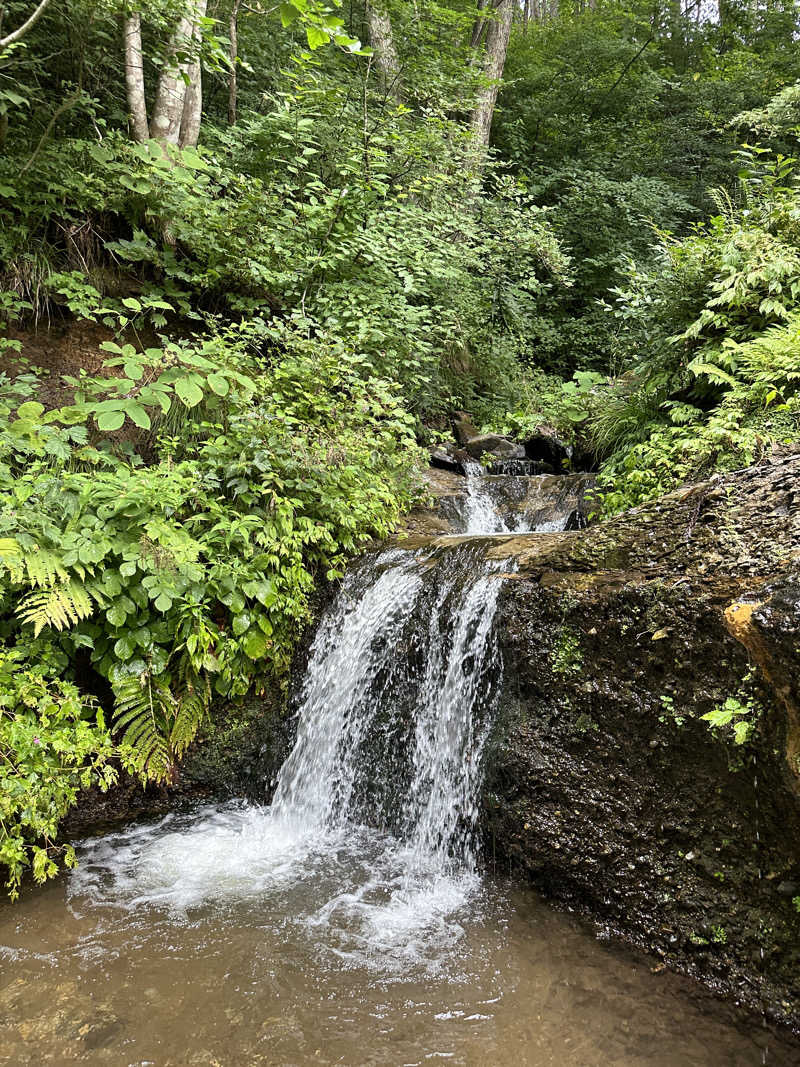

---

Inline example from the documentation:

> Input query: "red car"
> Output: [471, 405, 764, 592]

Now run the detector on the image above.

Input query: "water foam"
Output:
[69, 542, 508, 973]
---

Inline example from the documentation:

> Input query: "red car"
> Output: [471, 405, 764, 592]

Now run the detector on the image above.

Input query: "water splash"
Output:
[462, 459, 511, 534]
[69, 542, 510, 970]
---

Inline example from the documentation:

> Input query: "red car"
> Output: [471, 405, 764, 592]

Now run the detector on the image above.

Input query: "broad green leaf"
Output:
[97, 410, 126, 432]
[123, 403, 151, 430]
[207, 373, 230, 396]
[279, 2, 300, 24]
[306, 25, 328, 49]
[17, 401, 45, 419]
[243, 630, 267, 659]
[175, 378, 204, 407]
[124, 360, 144, 381]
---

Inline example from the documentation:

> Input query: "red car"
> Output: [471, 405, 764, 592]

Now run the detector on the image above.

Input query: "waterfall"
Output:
[462, 459, 511, 534]
[272, 544, 505, 876]
[71, 540, 510, 965]
[452, 460, 594, 535]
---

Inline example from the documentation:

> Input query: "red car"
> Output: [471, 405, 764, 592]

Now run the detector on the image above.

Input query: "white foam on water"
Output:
[461, 460, 511, 534]
[68, 543, 507, 975]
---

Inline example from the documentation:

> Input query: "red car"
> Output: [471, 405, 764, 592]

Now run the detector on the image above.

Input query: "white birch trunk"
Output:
[366, 0, 402, 99]
[179, 0, 207, 148]
[150, 1, 197, 146]
[469, 0, 513, 148]
[124, 12, 149, 143]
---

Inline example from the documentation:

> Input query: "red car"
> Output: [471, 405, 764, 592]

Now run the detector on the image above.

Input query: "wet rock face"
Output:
[752, 571, 800, 785]
[483, 450, 800, 1029]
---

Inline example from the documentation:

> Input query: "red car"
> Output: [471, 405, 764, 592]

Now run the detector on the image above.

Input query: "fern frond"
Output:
[24, 549, 70, 588]
[17, 578, 96, 636]
[0, 537, 23, 580]
[170, 670, 211, 760]
[113, 673, 174, 783]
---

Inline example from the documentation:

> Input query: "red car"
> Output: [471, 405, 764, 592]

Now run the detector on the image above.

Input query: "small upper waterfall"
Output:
[449, 459, 595, 536]
[462, 459, 511, 534]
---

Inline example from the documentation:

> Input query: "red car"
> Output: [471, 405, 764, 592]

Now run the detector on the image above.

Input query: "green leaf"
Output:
[121, 297, 142, 312]
[96, 410, 126, 432]
[114, 635, 135, 660]
[243, 631, 267, 659]
[154, 593, 173, 612]
[175, 378, 204, 407]
[123, 402, 151, 430]
[207, 373, 230, 396]
[306, 25, 329, 49]
[107, 604, 128, 627]
[17, 401, 45, 419]
[279, 2, 300, 24]
[124, 360, 144, 381]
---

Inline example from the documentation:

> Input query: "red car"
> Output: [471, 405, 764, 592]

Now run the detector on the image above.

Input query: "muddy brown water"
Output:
[0, 808, 796, 1067]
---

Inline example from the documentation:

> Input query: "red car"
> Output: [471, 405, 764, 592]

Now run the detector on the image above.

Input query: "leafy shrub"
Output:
[488, 369, 609, 448]
[591, 149, 800, 512]
[0, 324, 422, 889]
[0, 646, 117, 900]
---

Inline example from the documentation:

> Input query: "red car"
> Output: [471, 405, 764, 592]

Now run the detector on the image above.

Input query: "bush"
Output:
[0, 324, 423, 891]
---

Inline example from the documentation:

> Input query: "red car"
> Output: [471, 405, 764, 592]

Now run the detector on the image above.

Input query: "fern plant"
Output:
[113, 664, 211, 784]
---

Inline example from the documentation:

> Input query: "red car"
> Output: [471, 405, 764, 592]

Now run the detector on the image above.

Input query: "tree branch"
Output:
[0, 0, 53, 50]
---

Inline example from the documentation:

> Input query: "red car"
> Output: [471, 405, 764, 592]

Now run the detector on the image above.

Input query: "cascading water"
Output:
[69, 541, 509, 970]
[271, 542, 504, 876]
[462, 459, 511, 534]
[453, 458, 594, 535]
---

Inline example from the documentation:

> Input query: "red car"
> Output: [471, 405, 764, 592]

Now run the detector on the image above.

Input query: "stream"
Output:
[0, 462, 796, 1065]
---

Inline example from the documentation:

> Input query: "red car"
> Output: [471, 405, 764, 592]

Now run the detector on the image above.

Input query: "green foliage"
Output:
[701, 696, 758, 746]
[0, 646, 117, 900]
[591, 147, 800, 512]
[489, 369, 607, 447]
[0, 330, 422, 797]
[492, 3, 800, 375]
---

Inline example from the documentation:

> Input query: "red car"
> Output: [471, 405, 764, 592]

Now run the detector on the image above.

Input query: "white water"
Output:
[462, 459, 511, 534]
[70, 542, 508, 971]
[459, 459, 591, 535]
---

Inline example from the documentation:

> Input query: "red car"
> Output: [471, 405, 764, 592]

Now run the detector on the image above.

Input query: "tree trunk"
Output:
[179, 0, 207, 148]
[150, 1, 197, 145]
[124, 12, 149, 143]
[365, 0, 402, 99]
[469, 0, 513, 148]
[227, 0, 241, 125]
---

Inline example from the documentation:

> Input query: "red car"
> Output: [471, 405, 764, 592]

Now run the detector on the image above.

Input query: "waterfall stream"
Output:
[68, 537, 509, 969]
[68, 464, 518, 943]
[2, 464, 791, 1065]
